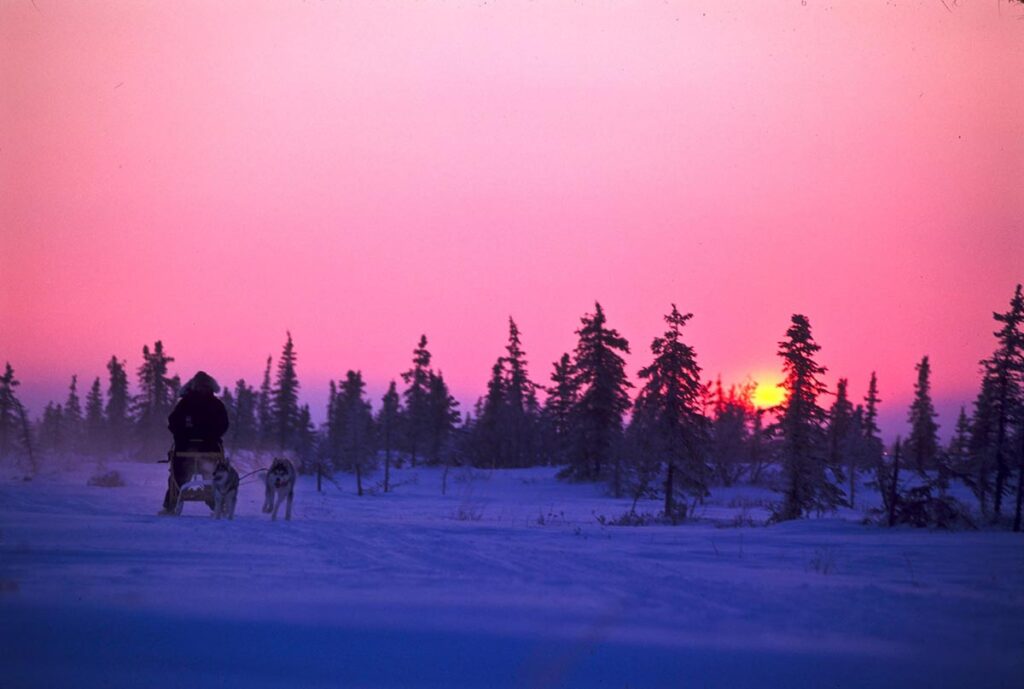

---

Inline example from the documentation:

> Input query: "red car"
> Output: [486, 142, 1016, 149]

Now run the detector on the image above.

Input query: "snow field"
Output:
[1, 459, 1022, 688]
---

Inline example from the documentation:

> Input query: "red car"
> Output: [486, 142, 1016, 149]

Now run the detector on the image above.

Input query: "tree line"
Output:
[1, 285, 1022, 529]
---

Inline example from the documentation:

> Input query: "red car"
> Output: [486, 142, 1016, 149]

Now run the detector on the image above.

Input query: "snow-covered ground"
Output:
[1, 458, 1022, 689]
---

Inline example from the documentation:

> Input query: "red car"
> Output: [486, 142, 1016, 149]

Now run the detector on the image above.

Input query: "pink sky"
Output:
[2, 1, 1022, 438]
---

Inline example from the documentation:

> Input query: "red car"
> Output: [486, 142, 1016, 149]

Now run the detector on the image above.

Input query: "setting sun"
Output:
[752, 380, 787, 409]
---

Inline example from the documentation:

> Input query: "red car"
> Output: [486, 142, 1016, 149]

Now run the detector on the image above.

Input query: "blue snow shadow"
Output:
[1, 601, 1014, 689]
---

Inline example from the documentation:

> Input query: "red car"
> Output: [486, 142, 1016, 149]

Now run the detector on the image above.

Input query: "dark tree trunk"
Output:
[1013, 466, 1023, 533]
[979, 460, 990, 520]
[356, 465, 363, 496]
[888, 444, 901, 528]
[664, 462, 675, 520]
[992, 383, 1009, 521]
[782, 451, 803, 521]
[1014, 432, 1023, 533]
[16, 402, 36, 473]
[848, 462, 856, 509]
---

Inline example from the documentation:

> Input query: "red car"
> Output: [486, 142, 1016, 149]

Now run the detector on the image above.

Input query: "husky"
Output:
[211, 459, 239, 520]
[263, 457, 296, 521]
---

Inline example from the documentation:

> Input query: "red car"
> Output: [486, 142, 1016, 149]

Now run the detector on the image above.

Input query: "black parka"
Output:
[168, 391, 229, 450]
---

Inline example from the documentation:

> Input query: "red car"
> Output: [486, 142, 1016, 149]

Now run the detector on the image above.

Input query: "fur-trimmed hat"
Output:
[180, 370, 220, 396]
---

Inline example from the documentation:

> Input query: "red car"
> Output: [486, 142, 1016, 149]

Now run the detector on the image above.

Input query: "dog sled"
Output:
[160, 440, 226, 515]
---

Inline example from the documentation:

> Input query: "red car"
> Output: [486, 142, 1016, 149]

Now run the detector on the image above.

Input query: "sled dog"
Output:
[263, 457, 296, 521]
[211, 459, 239, 520]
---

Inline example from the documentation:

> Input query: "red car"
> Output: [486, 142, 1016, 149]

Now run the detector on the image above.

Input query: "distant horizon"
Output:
[6, 293, 1012, 444]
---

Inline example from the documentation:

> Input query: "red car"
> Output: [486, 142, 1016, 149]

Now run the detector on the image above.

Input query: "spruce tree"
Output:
[504, 318, 535, 411]
[401, 335, 433, 467]
[0, 363, 22, 460]
[40, 402, 65, 456]
[257, 356, 274, 449]
[0, 363, 33, 463]
[295, 404, 317, 472]
[84, 377, 105, 456]
[427, 371, 460, 493]
[231, 379, 258, 449]
[708, 379, 752, 487]
[474, 358, 507, 468]
[220, 385, 236, 446]
[378, 381, 401, 492]
[565, 302, 632, 490]
[542, 353, 578, 467]
[64, 375, 83, 449]
[325, 380, 340, 469]
[861, 371, 884, 476]
[271, 332, 300, 451]
[426, 371, 460, 465]
[826, 378, 855, 504]
[15, 396, 36, 471]
[503, 317, 539, 467]
[905, 356, 940, 474]
[863, 372, 881, 440]
[983, 285, 1023, 521]
[105, 356, 130, 455]
[967, 371, 998, 517]
[133, 341, 176, 456]
[774, 314, 842, 520]
[944, 405, 972, 501]
[845, 405, 874, 506]
[748, 406, 769, 484]
[334, 371, 376, 494]
[827, 378, 853, 464]
[885, 438, 903, 527]
[632, 305, 709, 519]
[948, 406, 970, 469]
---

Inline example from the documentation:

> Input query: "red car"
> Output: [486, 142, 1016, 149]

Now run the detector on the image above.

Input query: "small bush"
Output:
[808, 546, 838, 575]
[454, 468, 491, 484]
[388, 474, 419, 491]
[87, 470, 125, 488]
[536, 509, 566, 526]
[720, 506, 759, 528]
[870, 486, 976, 530]
[452, 504, 484, 521]
[596, 510, 663, 527]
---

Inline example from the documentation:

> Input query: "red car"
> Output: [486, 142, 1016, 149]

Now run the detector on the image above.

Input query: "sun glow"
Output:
[752, 381, 787, 409]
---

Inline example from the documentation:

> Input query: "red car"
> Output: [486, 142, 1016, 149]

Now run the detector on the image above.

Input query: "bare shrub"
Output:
[595, 510, 663, 527]
[454, 467, 491, 484]
[726, 496, 773, 510]
[807, 546, 838, 575]
[87, 470, 125, 488]
[535, 509, 566, 526]
[719, 505, 760, 528]
[452, 503, 484, 521]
